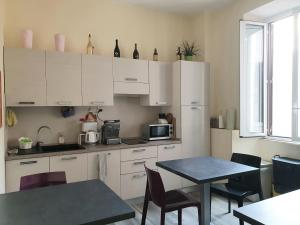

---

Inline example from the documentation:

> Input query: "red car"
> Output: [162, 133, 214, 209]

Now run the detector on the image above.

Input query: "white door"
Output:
[46, 52, 82, 106]
[50, 154, 87, 183]
[113, 57, 148, 83]
[181, 61, 209, 106]
[141, 61, 172, 106]
[82, 55, 114, 106]
[158, 144, 182, 191]
[4, 48, 46, 106]
[87, 151, 121, 196]
[6, 157, 50, 192]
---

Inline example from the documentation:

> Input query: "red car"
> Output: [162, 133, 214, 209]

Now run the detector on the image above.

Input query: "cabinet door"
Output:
[46, 52, 82, 106]
[140, 61, 172, 106]
[181, 61, 209, 106]
[82, 55, 113, 106]
[4, 48, 46, 106]
[121, 172, 147, 199]
[6, 157, 49, 192]
[50, 154, 87, 183]
[113, 58, 148, 83]
[158, 144, 182, 191]
[87, 151, 121, 196]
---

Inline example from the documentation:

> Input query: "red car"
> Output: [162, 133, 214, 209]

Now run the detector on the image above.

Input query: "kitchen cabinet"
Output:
[113, 57, 149, 95]
[50, 153, 87, 183]
[180, 61, 209, 106]
[87, 151, 121, 196]
[121, 146, 157, 161]
[157, 144, 182, 191]
[140, 61, 172, 106]
[82, 55, 114, 106]
[4, 48, 47, 106]
[46, 52, 82, 106]
[121, 157, 157, 174]
[121, 172, 148, 200]
[6, 157, 49, 193]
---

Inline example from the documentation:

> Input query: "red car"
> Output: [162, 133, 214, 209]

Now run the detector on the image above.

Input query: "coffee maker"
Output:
[101, 120, 121, 145]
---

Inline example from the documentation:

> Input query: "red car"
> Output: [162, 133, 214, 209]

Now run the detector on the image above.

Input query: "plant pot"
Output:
[184, 55, 193, 61]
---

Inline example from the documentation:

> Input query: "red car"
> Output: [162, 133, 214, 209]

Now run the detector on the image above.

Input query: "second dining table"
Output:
[156, 156, 259, 225]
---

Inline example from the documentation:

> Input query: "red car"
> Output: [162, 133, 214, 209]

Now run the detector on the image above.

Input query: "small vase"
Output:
[21, 29, 33, 49]
[185, 55, 193, 61]
[55, 33, 65, 52]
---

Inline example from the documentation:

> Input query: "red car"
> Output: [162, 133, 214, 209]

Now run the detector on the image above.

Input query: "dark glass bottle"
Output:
[176, 47, 182, 60]
[133, 43, 139, 59]
[153, 48, 158, 61]
[114, 39, 120, 57]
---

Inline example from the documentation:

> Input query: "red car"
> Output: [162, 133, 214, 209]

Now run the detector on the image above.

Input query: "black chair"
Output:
[141, 166, 201, 225]
[210, 153, 263, 225]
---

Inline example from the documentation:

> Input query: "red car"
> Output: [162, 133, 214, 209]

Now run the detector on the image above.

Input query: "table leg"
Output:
[199, 183, 211, 225]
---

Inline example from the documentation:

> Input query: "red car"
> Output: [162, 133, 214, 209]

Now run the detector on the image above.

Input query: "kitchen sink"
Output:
[17, 144, 85, 155]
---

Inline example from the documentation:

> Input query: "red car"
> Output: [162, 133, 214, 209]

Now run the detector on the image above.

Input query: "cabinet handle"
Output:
[191, 101, 200, 105]
[61, 156, 77, 161]
[133, 161, 146, 165]
[132, 173, 146, 179]
[164, 146, 175, 150]
[57, 101, 72, 106]
[156, 101, 167, 105]
[191, 107, 201, 110]
[20, 161, 37, 165]
[125, 77, 138, 81]
[133, 149, 146, 153]
[18, 101, 35, 105]
[90, 101, 104, 105]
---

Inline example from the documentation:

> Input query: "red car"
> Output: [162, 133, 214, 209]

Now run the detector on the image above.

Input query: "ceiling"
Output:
[114, 0, 236, 14]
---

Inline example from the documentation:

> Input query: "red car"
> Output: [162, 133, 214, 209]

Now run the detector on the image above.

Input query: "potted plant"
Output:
[180, 41, 200, 61]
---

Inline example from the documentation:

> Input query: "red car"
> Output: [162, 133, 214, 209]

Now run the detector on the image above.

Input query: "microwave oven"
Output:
[142, 124, 173, 141]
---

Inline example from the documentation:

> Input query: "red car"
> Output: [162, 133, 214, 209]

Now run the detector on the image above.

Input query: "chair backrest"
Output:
[20, 171, 67, 191]
[144, 166, 166, 207]
[229, 153, 262, 192]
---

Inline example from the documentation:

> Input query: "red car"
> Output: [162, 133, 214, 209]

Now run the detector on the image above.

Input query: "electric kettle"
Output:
[78, 131, 100, 144]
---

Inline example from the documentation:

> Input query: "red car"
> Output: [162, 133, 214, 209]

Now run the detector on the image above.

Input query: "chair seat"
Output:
[211, 183, 256, 199]
[164, 190, 201, 212]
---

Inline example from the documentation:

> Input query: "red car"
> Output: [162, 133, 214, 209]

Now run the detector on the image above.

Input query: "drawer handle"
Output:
[91, 101, 104, 105]
[133, 149, 146, 153]
[125, 77, 138, 81]
[191, 107, 201, 110]
[20, 161, 37, 165]
[133, 161, 146, 165]
[164, 146, 175, 150]
[191, 101, 200, 104]
[132, 173, 146, 179]
[61, 156, 77, 161]
[18, 101, 35, 105]
[57, 101, 72, 105]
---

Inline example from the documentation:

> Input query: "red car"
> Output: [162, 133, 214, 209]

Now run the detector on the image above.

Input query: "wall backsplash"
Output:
[7, 96, 161, 147]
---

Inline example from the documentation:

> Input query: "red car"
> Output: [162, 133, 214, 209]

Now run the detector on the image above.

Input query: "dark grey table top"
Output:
[234, 190, 300, 225]
[0, 180, 135, 225]
[156, 156, 259, 184]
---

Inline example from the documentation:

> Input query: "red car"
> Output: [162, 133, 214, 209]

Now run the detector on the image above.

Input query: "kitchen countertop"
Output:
[6, 139, 181, 161]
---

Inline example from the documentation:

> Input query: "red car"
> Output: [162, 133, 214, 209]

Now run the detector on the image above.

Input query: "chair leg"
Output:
[178, 209, 182, 225]
[237, 200, 244, 225]
[197, 205, 201, 225]
[259, 191, 264, 201]
[228, 198, 231, 213]
[160, 210, 165, 225]
[141, 183, 150, 225]
[210, 192, 212, 221]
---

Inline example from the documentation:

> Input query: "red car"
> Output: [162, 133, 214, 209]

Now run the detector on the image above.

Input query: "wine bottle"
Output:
[114, 39, 120, 57]
[87, 33, 94, 55]
[153, 48, 158, 61]
[133, 43, 139, 59]
[176, 47, 182, 60]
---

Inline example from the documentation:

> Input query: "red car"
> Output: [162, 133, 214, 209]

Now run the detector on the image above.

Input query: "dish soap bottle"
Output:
[87, 33, 94, 55]
[58, 133, 65, 144]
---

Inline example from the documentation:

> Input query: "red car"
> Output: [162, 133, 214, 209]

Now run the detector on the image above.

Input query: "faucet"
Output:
[36, 125, 51, 149]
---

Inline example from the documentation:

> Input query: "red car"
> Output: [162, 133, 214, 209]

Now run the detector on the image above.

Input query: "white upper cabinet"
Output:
[140, 61, 172, 106]
[82, 55, 113, 106]
[180, 61, 209, 106]
[46, 52, 82, 106]
[4, 48, 46, 106]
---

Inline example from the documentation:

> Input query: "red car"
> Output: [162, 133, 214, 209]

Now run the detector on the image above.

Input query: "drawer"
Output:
[121, 171, 148, 199]
[158, 144, 182, 161]
[121, 146, 157, 161]
[121, 157, 157, 174]
[50, 153, 87, 183]
[6, 157, 50, 193]
[114, 82, 149, 95]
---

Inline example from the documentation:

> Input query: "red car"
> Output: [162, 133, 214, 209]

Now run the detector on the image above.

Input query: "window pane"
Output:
[272, 16, 294, 137]
[244, 24, 265, 133]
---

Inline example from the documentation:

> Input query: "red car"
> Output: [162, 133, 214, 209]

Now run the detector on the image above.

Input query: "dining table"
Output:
[0, 179, 135, 225]
[234, 189, 300, 225]
[156, 156, 259, 225]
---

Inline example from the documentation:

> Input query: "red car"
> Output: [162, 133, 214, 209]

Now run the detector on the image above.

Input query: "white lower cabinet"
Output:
[121, 157, 156, 175]
[158, 144, 182, 191]
[6, 157, 50, 193]
[121, 172, 147, 200]
[87, 151, 121, 196]
[50, 154, 87, 183]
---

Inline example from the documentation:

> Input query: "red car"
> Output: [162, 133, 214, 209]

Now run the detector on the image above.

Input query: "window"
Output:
[240, 12, 299, 140]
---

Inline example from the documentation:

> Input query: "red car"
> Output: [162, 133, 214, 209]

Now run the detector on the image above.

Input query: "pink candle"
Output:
[21, 29, 33, 49]
[55, 33, 65, 52]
